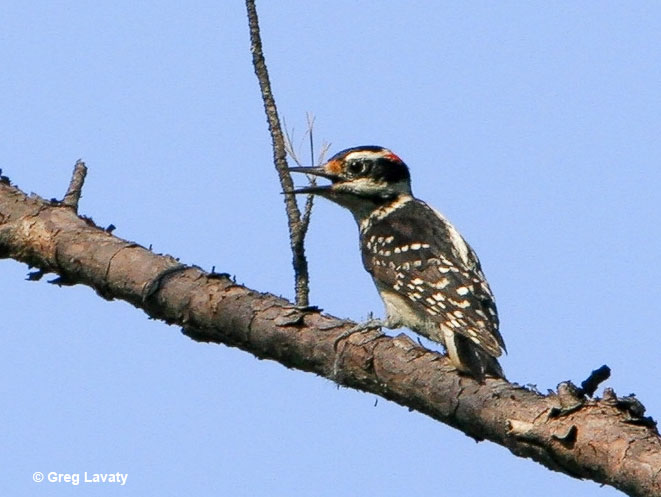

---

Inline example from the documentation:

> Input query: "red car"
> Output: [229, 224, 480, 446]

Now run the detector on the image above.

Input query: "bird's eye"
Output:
[347, 160, 369, 176]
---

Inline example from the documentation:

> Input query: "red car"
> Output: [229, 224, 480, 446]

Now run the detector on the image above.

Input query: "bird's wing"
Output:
[361, 200, 505, 357]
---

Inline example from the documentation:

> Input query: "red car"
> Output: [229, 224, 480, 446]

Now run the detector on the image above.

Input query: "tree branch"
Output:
[1, 176, 659, 497]
[245, 0, 311, 307]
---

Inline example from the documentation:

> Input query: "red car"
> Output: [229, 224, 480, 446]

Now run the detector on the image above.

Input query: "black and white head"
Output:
[289, 146, 412, 219]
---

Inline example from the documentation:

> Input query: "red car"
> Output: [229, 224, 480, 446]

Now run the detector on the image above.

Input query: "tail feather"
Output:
[447, 332, 505, 382]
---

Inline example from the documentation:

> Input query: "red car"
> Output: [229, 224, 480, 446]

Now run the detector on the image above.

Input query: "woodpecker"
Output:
[289, 146, 506, 380]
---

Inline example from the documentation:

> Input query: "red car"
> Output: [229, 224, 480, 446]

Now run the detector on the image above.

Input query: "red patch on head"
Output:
[384, 152, 403, 163]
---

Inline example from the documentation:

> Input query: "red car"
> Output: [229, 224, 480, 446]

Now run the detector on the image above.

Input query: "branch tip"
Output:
[579, 364, 611, 397]
[61, 160, 88, 212]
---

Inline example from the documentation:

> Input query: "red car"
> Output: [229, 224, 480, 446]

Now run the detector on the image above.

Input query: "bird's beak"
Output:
[287, 162, 341, 194]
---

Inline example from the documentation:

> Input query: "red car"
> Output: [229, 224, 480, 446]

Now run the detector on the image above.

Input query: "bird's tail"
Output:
[449, 333, 505, 382]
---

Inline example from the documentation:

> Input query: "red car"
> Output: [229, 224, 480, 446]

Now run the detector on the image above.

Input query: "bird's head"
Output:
[289, 146, 412, 217]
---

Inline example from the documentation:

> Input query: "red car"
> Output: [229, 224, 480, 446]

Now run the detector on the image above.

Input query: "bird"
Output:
[289, 145, 506, 380]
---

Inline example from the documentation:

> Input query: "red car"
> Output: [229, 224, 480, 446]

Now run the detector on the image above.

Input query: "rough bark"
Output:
[1, 177, 660, 497]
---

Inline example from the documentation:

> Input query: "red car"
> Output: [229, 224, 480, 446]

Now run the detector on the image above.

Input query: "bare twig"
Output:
[61, 160, 87, 212]
[303, 115, 329, 236]
[245, 0, 310, 306]
[282, 121, 305, 167]
[283, 114, 330, 240]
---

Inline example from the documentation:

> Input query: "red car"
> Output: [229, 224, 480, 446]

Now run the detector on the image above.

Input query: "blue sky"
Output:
[2, 2, 659, 496]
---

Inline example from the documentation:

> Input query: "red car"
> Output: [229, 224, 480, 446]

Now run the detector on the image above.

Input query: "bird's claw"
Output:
[333, 318, 384, 351]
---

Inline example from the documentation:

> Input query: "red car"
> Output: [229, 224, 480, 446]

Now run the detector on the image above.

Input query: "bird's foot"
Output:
[332, 317, 385, 380]
[333, 318, 385, 351]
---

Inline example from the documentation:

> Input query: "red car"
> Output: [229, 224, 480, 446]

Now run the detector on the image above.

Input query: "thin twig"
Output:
[245, 0, 310, 306]
[282, 120, 304, 167]
[303, 114, 329, 235]
[61, 160, 87, 212]
[300, 114, 317, 232]
[307, 113, 316, 166]
[282, 115, 330, 245]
